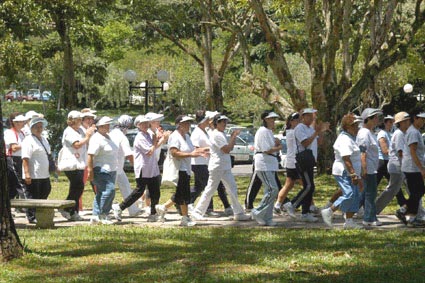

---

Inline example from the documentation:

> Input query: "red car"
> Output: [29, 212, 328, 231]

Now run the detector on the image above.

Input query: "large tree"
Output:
[247, 0, 425, 170]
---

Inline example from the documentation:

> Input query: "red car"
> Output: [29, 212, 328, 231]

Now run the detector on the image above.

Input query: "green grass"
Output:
[2, 172, 419, 283]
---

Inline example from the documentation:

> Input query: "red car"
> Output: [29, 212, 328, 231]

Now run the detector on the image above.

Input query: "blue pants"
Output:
[362, 174, 378, 222]
[252, 171, 279, 223]
[92, 167, 116, 216]
[333, 171, 360, 213]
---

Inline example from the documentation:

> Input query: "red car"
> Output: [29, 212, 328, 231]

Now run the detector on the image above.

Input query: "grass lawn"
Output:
[2, 173, 425, 282]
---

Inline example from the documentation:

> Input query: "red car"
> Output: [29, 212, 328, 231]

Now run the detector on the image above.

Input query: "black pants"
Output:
[64, 170, 85, 215]
[377, 159, 390, 186]
[120, 173, 161, 215]
[245, 169, 284, 210]
[7, 156, 26, 199]
[191, 164, 230, 209]
[26, 178, 51, 221]
[291, 166, 315, 214]
[172, 171, 191, 205]
[404, 172, 425, 214]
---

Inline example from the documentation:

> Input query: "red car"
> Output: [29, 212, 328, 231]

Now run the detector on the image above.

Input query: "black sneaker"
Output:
[395, 209, 407, 225]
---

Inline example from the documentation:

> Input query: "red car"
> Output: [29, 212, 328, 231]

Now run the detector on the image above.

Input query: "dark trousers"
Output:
[291, 166, 315, 214]
[191, 164, 230, 209]
[172, 171, 191, 205]
[404, 172, 425, 214]
[377, 160, 390, 186]
[7, 156, 26, 199]
[120, 174, 161, 215]
[245, 169, 284, 209]
[26, 178, 51, 221]
[64, 170, 85, 215]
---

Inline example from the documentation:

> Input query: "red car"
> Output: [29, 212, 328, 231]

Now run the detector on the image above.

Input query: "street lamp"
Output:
[124, 69, 170, 113]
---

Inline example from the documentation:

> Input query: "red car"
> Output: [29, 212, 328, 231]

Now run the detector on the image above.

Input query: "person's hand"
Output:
[86, 125, 96, 137]
[316, 121, 330, 133]
[351, 174, 360, 186]
[25, 176, 31, 185]
[231, 129, 241, 138]
[163, 131, 171, 141]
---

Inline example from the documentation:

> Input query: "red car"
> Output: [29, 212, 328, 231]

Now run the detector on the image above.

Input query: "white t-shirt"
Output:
[356, 127, 379, 174]
[110, 128, 133, 174]
[377, 129, 392, 160]
[191, 126, 211, 165]
[401, 125, 425, 173]
[388, 129, 405, 174]
[87, 132, 119, 172]
[332, 132, 361, 176]
[62, 126, 87, 170]
[148, 128, 162, 162]
[133, 131, 160, 178]
[168, 130, 194, 175]
[254, 126, 278, 171]
[208, 129, 232, 171]
[21, 135, 51, 179]
[4, 128, 25, 157]
[294, 123, 317, 160]
[285, 129, 297, 169]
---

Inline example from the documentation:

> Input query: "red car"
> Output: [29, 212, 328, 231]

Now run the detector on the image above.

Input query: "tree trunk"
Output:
[0, 102, 23, 262]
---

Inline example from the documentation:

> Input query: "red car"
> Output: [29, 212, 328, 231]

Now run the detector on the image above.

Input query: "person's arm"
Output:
[409, 143, 425, 178]
[22, 158, 31, 185]
[87, 154, 94, 181]
[378, 137, 390, 156]
[342, 155, 359, 185]
[170, 147, 205, 159]
[264, 138, 282, 154]
[10, 143, 21, 152]
[360, 152, 367, 179]
[300, 122, 330, 148]
[221, 130, 240, 154]
[72, 125, 95, 149]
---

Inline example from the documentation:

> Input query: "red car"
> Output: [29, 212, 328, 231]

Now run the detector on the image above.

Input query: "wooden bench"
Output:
[11, 199, 75, 229]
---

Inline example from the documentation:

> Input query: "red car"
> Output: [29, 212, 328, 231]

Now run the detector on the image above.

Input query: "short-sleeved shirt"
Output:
[191, 126, 211, 165]
[388, 129, 405, 174]
[285, 129, 297, 169]
[4, 128, 25, 157]
[87, 132, 118, 172]
[168, 130, 194, 175]
[21, 135, 51, 179]
[208, 129, 232, 171]
[401, 125, 425, 173]
[332, 132, 361, 176]
[294, 123, 317, 160]
[133, 130, 160, 178]
[110, 128, 133, 174]
[377, 129, 392, 160]
[356, 127, 379, 174]
[62, 126, 87, 170]
[254, 126, 278, 171]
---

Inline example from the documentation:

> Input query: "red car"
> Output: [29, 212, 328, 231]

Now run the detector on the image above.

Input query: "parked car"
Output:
[27, 89, 41, 100]
[228, 132, 255, 163]
[4, 90, 33, 102]
[39, 91, 52, 101]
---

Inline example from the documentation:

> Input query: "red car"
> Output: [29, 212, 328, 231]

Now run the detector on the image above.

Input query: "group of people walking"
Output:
[6, 105, 425, 228]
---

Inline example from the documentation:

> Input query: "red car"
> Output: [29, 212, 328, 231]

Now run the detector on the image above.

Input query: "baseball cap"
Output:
[13, 115, 28, 122]
[145, 112, 164, 122]
[383, 115, 394, 121]
[361, 108, 383, 121]
[301, 108, 317, 115]
[96, 116, 114, 126]
[175, 115, 194, 125]
[68, 110, 82, 119]
[205, 111, 220, 119]
[134, 115, 150, 127]
[25, 110, 40, 120]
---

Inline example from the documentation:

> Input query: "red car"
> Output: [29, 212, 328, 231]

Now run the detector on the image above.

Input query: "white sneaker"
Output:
[205, 209, 221, 217]
[180, 216, 196, 227]
[283, 202, 296, 218]
[190, 210, 205, 221]
[224, 207, 234, 216]
[234, 213, 251, 221]
[344, 219, 363, 229]
[90, 215, 100, 225]
[188, 204, 194, 213]
[147, 214, 158, 222]
[321, 208, 333, 227]
[70, 213, 84, 221]
[362, 220, 382, 227]
[99, 215, 114, 225]
[59, 209, 71, 220]
[155, 204, 167, 221]
[112, 203, 122, 221]
[251, 211, 266, 226]
[301, 213, 318, 223]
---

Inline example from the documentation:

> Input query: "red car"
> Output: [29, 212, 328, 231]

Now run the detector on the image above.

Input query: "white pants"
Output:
[115, 171, 140, 215]
[194, 169, 244, 216]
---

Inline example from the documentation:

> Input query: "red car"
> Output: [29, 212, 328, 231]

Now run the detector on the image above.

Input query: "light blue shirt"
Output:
[377, 129, 392, 160]
[401, 125, 425, 173]
[356, 127, 379, 174]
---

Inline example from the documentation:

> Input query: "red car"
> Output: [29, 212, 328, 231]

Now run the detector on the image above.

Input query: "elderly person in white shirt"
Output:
[251, 111, 282, 226]
[112, 115, 163, 222]
[21, 117, 52, 223]
[87, 117, 118, 225]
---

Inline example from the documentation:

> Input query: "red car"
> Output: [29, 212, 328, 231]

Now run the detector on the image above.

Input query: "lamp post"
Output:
[124, 70, 170, 113]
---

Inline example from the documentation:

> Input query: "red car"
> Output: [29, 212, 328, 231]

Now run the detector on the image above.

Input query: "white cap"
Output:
[175, 115, 194, 124]
[301, 108, 317, 115]
[29, 117, 48, 129]
[81, 108, 97, 114]
[383, 115, 394, 121]
[96, 116, 114, 126]
[81, 108, 97, 119]
[25, 110, 40, 120]
[134, 115, 151, 126]
[145, 112, 164, 122]
[263, 112, 280, 119]
[13, 115, 28, 122]
[417, 113, 425, 118]
[353, 115, 363, 124]
[213, 114, 231, 124]
[68, 110, 82, 119]
[361, 108, 383, 120]
[205, 111, 220, 119]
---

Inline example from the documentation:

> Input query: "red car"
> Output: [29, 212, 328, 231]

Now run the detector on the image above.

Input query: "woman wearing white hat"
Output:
[58, 110, 95, 221]
[155, 115, 207, 226]
[4, 113, 27, 200]
[87, 116, 119, 225]
[21, 117, 52, 223]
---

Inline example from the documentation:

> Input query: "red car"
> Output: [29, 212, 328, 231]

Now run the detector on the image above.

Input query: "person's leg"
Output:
[363, 174, 378, 223]
[115, 171, 140, 215]
[253, 171, 279, 223]
[120, 176, 146, 210]
[333, 173, 359, 213]
[64, 170, 85, 216]
[92, 168, 106, 217]
[217, 182, 231, 209]
[193, 170, 221, 215]
[405, 172, 425, 215]
[173, 171, 191, 216]
[7, 158, 19, 199]
[376, 159, 387, 187]
[99, 171, 116, 216]
[244, 171, 262, 210]
[375, 173, 404, 214]
[147, 175, 161, 215]
[12, 157, 26, 199]
[39, 178, 52, 200]
[25, 180, 39, 222]
[220, 170, 245, 215]
[190, 165, 208, 204]
[292, 167, 315, 215]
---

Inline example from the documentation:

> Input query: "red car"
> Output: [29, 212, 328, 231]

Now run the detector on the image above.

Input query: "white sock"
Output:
[275, 202, 282, 208]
